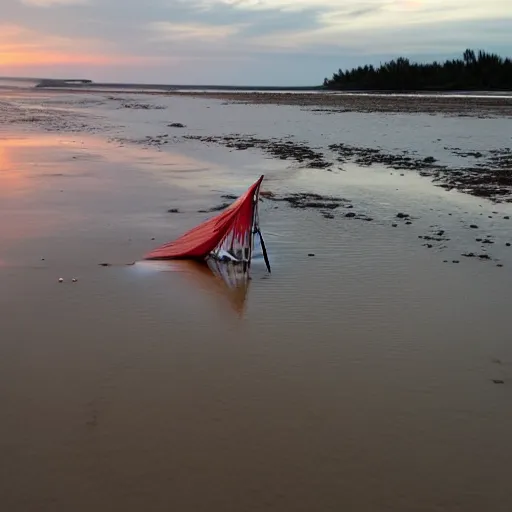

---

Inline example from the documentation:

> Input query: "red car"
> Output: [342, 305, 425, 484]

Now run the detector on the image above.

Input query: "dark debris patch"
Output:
[120, 102, 166, 110]
[450, 149, 484, 158]
[259, 192, 374, 220]
[328, 142, 442, 172]
[110, 134, 172, 149]
[198, 202, 231, 213]
[419, 228, 450, 243]
[429, 148, 512, 202]
[185, 133, 512, 202]
[329, 143, 512, 202]
[184, 135, 331, 169]
[462, 252, 492, 261]
[266, 192, 348, 210]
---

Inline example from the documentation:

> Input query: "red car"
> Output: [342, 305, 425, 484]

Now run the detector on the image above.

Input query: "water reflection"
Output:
[0, 140, 25, 196]
[136, 259, 250, 315]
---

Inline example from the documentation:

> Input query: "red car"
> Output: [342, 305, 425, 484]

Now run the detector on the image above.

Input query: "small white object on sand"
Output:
[58, 278, 64, 283]
[72, 278, 78, 283]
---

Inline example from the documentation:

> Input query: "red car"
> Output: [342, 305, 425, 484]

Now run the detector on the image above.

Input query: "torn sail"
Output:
[145, 175, 270, 271]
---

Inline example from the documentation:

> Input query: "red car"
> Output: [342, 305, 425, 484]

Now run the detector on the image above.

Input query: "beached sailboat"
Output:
[145, 175, 271, 272]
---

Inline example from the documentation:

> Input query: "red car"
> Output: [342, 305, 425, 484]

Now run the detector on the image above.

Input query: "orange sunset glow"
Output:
[0, 24, 151, 69]
[0, 49, 124, 67]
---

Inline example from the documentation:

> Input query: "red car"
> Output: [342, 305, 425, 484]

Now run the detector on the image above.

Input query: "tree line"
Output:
[323, 50, 512, 91]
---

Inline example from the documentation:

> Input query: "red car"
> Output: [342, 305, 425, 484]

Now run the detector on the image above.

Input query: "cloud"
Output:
[149, 21, 245, 42]
[187, 0, 351, 11]
[20, 0, 89, 6]
[248, 0, 512, 52]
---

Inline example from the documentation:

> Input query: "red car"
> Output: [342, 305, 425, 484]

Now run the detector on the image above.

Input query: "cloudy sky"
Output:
[0, 0, 510, 85]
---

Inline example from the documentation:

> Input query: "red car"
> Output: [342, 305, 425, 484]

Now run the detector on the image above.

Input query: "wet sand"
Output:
[167, 90, 512, 117]
[1, 90, 512, 512]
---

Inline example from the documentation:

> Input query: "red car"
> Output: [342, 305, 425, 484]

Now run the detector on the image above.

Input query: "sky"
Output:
[0, 0, 511, 85]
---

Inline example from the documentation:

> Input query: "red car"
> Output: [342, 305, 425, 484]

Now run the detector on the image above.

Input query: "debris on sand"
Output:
[328, 143, 442, 173]
[168, 123, 186, 128]
[198, 202, 231, 213]
[167, 208, 180, 213]
[120, 102, 166, 110]
[183, 133, 512, 203]
[419, 227, 450, 245]
[259, 191, 374, 220]
[110, 134, 172, 149]
[185, 135, 331, 169]
[328, 143, 512, 202]
[462, 252, 492, 261]
[267, 192, 347, 210]
[430, 148, 512, 201]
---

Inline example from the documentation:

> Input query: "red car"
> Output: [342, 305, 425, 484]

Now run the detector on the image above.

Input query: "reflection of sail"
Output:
[140, 259, 249, 315]
[205, 258, 249, 314]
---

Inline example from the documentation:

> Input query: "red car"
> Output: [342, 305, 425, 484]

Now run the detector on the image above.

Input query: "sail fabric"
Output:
[145, 175, 264, 261]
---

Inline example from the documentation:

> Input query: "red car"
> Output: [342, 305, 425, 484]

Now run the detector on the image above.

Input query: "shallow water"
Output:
[1, 94, 512, 512]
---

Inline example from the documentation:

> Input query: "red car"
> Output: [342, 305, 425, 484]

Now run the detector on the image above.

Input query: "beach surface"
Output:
[1, 89, 512, 512]
[168, 89, 512, 116]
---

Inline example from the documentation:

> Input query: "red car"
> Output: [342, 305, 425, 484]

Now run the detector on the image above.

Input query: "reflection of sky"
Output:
[0, 138, 32, 196]
[0, 132, 204, 246]
[0, 0, 510, 85]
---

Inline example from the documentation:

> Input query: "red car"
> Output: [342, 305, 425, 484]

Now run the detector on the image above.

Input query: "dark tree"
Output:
[323, 50, 512, 91]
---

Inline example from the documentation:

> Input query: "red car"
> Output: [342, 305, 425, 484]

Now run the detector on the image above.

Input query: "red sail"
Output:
[145, 175, 264, 261]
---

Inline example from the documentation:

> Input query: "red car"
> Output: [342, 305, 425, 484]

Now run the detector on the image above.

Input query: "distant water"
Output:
[0, 76, 511, 99]
[0, 78, 41, 90]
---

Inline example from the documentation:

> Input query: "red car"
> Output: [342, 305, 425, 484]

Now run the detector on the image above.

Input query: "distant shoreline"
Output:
[1, 78, 511, 116]
[2, 76, 512, 96]
[35, 79, 325, 92]
[31, 81, 512, 96]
